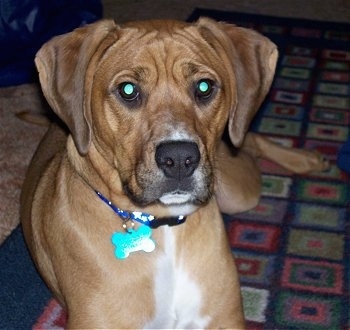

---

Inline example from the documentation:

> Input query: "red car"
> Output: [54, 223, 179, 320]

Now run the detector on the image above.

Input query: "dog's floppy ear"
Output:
[35, 20, 118, 155]
[196, 18, 278, 147]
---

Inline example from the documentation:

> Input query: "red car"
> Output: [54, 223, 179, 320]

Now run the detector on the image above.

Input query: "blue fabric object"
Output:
[0, 0, 102, 87]
[337, 138, 350, 173]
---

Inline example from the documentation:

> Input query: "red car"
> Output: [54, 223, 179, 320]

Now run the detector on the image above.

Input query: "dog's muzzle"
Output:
[154, 141, 203, 205]
[123, 140, 211, 207]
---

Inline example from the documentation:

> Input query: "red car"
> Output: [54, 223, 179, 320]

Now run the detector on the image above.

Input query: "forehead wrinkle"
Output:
[98, 28, 158, 66]
[132, 66, 148, 82]
[141, 40, 177, 88]
[154, 39, 197, 84]
[175, 28, 229, 68]
[162, 33, 219, 79]
[182, 62, 199, 79]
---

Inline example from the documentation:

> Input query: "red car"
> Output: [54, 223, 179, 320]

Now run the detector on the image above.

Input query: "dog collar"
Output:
[95, 191, 187, 228]
[95, 190, 187, 259]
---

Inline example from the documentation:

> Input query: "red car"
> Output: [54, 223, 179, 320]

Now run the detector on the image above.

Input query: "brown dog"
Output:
[20, 18, 328, 329]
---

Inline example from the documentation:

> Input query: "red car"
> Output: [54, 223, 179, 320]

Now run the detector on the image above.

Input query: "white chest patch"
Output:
[144, 227, 210, 329]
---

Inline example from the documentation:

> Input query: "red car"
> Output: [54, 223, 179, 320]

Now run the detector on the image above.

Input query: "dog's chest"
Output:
[144, 227, 210, 329]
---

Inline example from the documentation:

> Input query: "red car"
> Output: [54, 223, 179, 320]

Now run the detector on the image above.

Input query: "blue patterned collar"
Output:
[95, 191, 187, 229]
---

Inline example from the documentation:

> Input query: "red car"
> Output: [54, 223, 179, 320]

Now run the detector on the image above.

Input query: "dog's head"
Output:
[35, 18, 277, 215]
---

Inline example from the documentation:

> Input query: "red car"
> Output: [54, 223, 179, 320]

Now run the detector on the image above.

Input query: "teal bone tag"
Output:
[111, 224, 156, 259]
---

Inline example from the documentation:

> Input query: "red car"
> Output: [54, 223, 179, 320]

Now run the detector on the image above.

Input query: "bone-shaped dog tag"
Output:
[111, 224, 156, 259]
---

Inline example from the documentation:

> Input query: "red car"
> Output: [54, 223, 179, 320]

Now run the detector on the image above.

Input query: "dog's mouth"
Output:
[123, 180, 211, 210]
[158, 191, 193, 205]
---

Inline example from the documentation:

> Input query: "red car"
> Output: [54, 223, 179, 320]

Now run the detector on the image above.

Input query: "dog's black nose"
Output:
[155, 141, 200, 180]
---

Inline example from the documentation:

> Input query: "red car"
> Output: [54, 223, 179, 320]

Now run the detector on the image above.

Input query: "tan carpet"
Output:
[0, 85, 46, 244]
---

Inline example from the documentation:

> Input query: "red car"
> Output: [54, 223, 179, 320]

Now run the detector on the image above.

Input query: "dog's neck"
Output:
[95, 190, 187, 229]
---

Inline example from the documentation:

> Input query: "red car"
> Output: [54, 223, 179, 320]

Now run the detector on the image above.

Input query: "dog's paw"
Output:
[309, 150, 331, 172]
[292, 149, 330, 174]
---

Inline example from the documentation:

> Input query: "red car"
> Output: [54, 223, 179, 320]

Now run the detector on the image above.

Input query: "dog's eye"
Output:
[117, 82, 140, 102]
[195, 79, 215, 102]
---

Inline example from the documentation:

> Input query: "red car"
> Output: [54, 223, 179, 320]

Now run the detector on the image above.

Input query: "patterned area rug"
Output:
[34, 9, 350, 329]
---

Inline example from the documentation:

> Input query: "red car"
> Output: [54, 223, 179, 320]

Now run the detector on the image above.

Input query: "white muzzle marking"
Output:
[159, 192, 192, 205]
